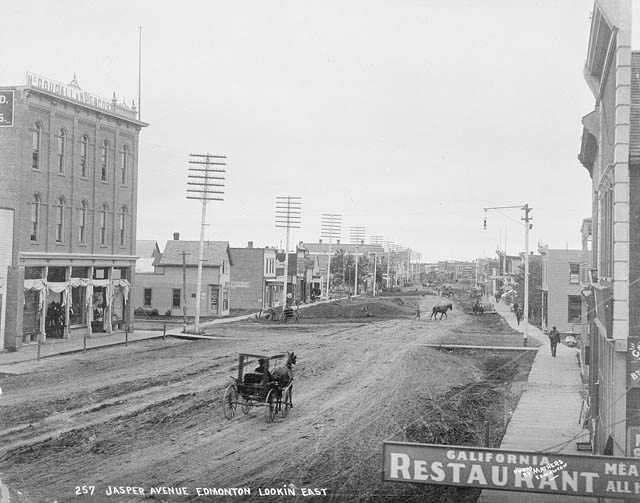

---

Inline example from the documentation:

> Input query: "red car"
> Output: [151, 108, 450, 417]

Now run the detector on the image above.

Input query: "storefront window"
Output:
[70, 267, 88, 326]
[112, 285, 125, 321]
[70, 286, 87, 326]
[24, 267, 43, 280]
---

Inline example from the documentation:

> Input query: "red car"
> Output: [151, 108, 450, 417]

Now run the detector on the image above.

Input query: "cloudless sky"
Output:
[3, 1, 628, 262]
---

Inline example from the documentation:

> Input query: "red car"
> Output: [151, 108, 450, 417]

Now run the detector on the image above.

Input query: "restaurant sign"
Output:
[383, 441, 640, 499]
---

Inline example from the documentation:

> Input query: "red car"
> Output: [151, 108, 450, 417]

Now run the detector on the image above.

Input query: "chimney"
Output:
[173, 232, 180, 240]
[248, 241, 254, 248]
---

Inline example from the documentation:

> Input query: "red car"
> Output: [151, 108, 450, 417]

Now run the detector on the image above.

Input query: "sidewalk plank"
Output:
[478, 302, 594, 503]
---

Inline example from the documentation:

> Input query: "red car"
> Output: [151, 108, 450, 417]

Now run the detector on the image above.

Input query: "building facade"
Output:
[134, 238, 232, 318]
[578, 0, 635, 457]
[540, 249, 584, 334]
[229, 244, 282, 311]
[0, 73, 147, 351]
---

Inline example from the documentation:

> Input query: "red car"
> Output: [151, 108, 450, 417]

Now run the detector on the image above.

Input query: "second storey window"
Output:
[599, 182, 614, 279]
[32, 124, 41, 170]
[30, 194, 40, 242]
[120, 145, 128, 185]
[99, 204, 108, 245]
[57, 129, 66, 174]
[100, 140, 108, 182]
[80, 135, 88, 178]
[569, 263, 580, 284]
[78, 200, 88, 244]
[55, 197, 65, 243]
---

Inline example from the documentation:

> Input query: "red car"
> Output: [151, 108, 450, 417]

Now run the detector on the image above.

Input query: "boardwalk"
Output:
[478, 302, 594, 502]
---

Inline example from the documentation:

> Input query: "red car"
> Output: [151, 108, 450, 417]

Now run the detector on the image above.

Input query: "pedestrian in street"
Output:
[549, 326, 561, 357]
[415, 306, 421, 320]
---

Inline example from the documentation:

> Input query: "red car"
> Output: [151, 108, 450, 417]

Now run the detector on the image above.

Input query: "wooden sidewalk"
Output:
[478, 303, 594, 502]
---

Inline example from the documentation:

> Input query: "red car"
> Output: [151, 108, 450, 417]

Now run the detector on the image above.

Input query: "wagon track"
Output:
[0, 295, 531, 502]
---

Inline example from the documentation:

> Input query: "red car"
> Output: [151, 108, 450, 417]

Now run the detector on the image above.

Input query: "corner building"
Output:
[578, 0, 640, 458]
[0, 73, 147, 351]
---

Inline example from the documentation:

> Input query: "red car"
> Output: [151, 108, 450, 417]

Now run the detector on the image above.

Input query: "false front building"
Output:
[0, 73, 147, 351]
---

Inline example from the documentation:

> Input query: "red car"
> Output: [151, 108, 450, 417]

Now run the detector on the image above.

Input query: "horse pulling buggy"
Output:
[222, 352, 296, 423]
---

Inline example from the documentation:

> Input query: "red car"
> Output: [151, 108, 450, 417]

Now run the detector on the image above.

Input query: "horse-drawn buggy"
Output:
[471, 299, 485, 315]
[222, 352, 296, 423]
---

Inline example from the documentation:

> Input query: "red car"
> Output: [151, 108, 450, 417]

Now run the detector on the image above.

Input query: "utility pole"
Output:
[385, 241, 395, 289]
[349, 226, 366, 296]
[275, 196, 302, 308]
[483, 204, 533, 346]
[187, 153, 226, 333]
[321, 214, 342, 299]
[181, 251, 190, 333]
[370, 235, 383, 296]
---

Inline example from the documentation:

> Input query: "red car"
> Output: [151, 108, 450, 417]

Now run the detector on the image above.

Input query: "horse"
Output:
[271, 352, 297, 411]
[431, 303, 453, 320]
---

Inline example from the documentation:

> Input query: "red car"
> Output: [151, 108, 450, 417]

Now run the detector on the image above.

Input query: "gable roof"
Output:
[157, 240, 232, 267]
[136, 240, 160, 258]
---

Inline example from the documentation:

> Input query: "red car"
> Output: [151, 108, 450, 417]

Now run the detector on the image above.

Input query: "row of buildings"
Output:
[132, 237, 422, 320]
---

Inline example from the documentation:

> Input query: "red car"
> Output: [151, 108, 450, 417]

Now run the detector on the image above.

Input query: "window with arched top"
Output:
[120, 145, 128, 185]
[78, 200, 88, 244]
[32, 123, 42, 170]
[99, 204, 108, 245]
[100, 140, 109, 181]
[80, 134, 89, 178]
[30, 194, 40, 242]
[119, 206, 127, 246]
[57, 129, 66, 173]
[55, 197, 65, 243]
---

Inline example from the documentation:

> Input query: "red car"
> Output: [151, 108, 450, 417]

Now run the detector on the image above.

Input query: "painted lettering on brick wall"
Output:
[0, 91, 14, 127]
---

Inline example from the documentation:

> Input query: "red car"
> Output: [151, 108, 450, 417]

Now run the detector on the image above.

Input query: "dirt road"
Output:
[0, 295, 529, 502]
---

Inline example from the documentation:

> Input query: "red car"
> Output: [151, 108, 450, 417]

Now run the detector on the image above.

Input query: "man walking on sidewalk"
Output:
[549, 326, 561, 357]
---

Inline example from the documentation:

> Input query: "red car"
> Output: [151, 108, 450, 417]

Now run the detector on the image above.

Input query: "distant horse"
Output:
[431, 303, 453, 320]
[271, 352, 297, 410]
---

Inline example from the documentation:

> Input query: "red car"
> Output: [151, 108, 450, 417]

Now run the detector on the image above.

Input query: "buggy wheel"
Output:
[223, 384, 238, 420]
[281, 387, 291, 418]
[265, 390, 276, 423]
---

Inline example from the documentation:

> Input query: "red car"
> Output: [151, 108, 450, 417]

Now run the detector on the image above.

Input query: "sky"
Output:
[2, 1, 632, 262]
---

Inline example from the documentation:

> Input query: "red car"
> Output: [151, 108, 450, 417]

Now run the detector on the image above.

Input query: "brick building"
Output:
[0, 73, 147, 351]
[229, 243, 282, 311]
[577, 0, 637, 457]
